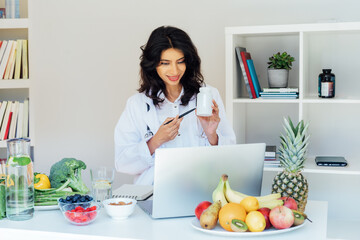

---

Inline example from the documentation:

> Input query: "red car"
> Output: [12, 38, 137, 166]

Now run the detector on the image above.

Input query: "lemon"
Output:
[93, 180, 111, 189]
[245, 211, 266, 232]
[240, 196, 259, 213]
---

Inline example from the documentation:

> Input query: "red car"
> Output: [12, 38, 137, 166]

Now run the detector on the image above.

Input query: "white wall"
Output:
[29, 0, 360, 188]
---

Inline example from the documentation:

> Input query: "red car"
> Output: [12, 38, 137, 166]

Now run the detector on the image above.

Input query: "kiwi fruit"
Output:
[292, 210, 305, 226]
[230, 219, 248, 232]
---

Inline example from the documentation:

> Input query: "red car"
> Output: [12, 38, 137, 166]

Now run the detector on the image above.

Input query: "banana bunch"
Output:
[213, 174, 283, 209]
[212, 175, 228, 207]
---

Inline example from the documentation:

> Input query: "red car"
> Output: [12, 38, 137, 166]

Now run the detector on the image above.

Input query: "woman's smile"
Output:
[167, 75, 180, 81]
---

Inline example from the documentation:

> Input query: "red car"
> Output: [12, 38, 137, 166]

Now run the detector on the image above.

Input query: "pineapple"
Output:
[272, 117, 310, 212]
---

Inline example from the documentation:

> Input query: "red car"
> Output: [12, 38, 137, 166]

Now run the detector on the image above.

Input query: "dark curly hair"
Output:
[138, 26, 204, 107]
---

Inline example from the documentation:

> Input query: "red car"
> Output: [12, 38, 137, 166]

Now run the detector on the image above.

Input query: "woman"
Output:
[114, 26, 235, 185]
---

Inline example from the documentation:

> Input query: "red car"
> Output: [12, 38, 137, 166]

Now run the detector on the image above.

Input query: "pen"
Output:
[164, 108, 196, 125]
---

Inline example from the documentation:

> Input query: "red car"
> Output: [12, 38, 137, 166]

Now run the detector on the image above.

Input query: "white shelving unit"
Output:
[0, 2, 32, 149]
[225, 22, 360, 239]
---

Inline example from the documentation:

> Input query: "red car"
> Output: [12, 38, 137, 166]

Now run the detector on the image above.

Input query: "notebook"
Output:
[138, 143, 266, 219]
[112, 184, 153, 201]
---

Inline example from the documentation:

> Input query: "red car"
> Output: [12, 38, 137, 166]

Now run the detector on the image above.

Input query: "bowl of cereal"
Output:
[102, 198, 137, 220]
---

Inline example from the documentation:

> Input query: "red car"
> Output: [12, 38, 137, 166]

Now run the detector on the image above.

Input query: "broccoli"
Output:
[49, 158, 89, 194]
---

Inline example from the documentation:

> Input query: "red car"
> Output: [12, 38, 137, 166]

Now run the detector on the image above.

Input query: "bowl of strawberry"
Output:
[60, 202, 101, 226]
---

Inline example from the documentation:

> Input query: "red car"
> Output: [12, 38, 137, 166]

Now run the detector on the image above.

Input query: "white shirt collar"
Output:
[159, 86, 184, 104]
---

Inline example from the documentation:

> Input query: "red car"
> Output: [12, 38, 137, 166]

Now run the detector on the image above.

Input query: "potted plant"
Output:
[267, 52, 295, 88]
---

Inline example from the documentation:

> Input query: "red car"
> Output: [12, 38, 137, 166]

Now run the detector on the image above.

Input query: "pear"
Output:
[200, 200, 221, 229]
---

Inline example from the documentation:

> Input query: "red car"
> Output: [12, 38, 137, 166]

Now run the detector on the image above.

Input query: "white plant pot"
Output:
[268, 69, 289, 88]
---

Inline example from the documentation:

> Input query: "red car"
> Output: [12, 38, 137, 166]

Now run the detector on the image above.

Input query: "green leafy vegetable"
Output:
[49, 158, 89, 193]
[0, 184, 6, 219]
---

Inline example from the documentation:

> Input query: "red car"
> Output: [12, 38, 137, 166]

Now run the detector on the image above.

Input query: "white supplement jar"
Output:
[196, 87, 212, 117]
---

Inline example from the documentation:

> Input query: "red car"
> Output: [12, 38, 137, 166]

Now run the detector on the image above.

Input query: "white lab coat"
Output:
[114, 85, 236, 185]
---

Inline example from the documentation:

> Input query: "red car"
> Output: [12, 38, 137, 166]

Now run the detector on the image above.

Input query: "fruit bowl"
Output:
[60, 202, 101, 226]
[102, 198, 137, 220]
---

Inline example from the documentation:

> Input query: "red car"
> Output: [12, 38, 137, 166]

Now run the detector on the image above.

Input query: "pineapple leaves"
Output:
[278, 117, 310, 173]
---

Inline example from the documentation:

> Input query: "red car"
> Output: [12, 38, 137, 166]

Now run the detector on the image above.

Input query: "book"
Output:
[265, 145, 276, 158]
[0, 40, 14, 79]
[235, 47, 253, 99]
[3, 41, 17, 79]
[22, 99, 29, 137]
[262, 87, 299, 93]
[0, 40, 8, 66]
[5, 0, 19, 18]
[14, 39, 23, 79]
[112, 184, 153, 201]
[246, 59, 261, 98]
[0, 101, 8, 131]
[3, 111, 13, 140]
[15, 102, 24, 138]
[0, 101, 12, 140]
[22, 40, 28, 79]
[240, 51, 257, 98]
[8, 101, 19, 140]
[260, 92, 298, 95]
[260, 95, 298, 99]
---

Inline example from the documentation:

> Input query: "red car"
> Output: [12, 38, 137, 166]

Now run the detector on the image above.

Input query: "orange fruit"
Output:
[245, 211, 266, 232]
[240, 196, 259, 213]
[219, 203, 247, 231]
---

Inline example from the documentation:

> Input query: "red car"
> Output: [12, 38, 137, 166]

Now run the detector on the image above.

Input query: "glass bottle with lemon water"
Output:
[6, 138, 34, 221]
[90, 167, 114, 203]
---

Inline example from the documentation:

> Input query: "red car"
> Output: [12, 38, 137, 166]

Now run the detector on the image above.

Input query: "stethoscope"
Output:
[144, 103, 154, 138]
[143, 102, 206, 139]
[145, 125, 153, 138]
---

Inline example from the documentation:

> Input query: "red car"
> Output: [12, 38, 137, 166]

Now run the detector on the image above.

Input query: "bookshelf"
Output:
[226, 21, 360, 161]
[225, 22, 360, 239]
[0, 1, 32, 148]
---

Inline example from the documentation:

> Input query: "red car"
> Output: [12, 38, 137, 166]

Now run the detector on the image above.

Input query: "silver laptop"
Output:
[138, 143, 266, 219]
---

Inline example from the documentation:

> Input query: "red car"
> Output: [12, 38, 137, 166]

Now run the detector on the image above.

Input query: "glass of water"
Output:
[90, 167, 115, 203]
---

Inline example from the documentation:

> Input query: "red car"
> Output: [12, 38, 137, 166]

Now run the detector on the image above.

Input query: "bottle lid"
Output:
[199, 87, 211, 92]
[322, 69, 332, 73]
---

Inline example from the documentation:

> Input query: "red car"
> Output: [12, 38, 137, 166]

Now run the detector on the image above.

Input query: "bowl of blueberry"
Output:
[58, 194, 94, 209]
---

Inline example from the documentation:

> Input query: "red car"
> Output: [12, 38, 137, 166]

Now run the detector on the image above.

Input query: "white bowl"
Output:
[102, 198, 137, 220]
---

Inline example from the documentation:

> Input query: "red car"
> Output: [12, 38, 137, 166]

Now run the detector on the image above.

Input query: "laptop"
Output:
[138, 143, 266, 219]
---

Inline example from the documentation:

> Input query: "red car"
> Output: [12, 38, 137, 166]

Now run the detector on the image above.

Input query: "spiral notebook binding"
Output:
[113, 195, 137, 199]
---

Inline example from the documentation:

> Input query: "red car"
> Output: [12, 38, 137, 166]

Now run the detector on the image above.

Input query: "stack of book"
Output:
[235, 47, 262, 99]
[0, 39, 29, 80]
[260, 87, 299, 99]
[264, 145, 280, 167]
[0, 100, 29, 141]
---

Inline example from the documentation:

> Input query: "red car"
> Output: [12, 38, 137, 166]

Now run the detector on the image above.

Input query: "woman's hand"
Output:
[197, 99, 220, 145]
[147, 115, 183, 155]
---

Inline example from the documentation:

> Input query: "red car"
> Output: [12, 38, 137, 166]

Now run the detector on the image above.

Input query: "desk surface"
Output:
[0, 200, 328, 240]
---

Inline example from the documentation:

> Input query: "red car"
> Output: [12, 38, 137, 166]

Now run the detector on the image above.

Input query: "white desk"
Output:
[0, 200, 327, 240]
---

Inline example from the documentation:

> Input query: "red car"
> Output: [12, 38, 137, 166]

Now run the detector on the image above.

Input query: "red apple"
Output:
[258, 207, 272, 229]
[195, 201, 212, 220]
[269, 206, 295, 229]
[279, 197, 298, 210]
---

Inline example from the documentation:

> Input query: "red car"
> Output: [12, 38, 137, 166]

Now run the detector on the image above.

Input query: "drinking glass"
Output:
[90, 167, 115, 203]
